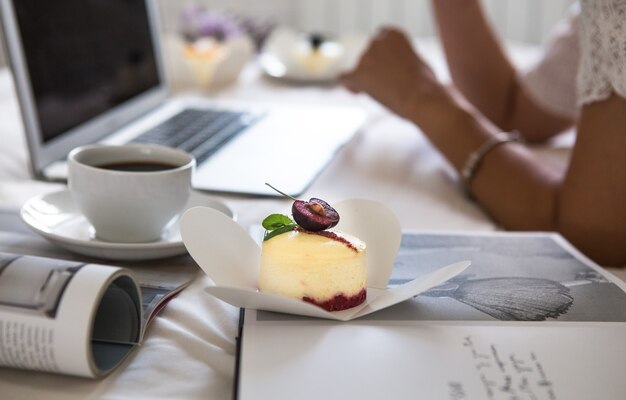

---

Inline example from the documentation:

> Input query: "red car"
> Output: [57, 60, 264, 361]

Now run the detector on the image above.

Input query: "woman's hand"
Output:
[341, 27, 453, 126]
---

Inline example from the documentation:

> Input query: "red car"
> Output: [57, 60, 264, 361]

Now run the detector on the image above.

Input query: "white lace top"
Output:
[523, 0, 626, 119]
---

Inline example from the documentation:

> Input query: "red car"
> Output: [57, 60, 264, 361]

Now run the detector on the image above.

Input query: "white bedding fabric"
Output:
[0, 274, 239, 399]
[0, 38, 624, 399]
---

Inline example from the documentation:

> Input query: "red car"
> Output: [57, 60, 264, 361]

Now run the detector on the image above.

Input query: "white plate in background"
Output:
[259, 28, 367, 83]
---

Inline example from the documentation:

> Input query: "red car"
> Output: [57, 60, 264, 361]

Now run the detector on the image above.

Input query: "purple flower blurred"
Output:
[180, 3, 275, 50]
[180, 5, 241, 42]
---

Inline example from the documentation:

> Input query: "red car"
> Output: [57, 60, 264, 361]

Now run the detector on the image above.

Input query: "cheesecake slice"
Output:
[259, 228, 367, 312]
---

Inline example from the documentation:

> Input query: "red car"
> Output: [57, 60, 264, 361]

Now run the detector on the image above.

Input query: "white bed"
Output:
[0, 40, 623, 399]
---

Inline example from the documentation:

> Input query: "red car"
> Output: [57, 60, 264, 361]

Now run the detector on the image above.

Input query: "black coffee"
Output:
[96, 161, 178, 172]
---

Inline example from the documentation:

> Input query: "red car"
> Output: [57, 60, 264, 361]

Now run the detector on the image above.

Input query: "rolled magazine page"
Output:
[0, 252, 142, 378]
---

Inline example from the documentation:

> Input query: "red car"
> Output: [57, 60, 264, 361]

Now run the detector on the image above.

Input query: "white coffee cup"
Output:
[68, 144, 195, 243]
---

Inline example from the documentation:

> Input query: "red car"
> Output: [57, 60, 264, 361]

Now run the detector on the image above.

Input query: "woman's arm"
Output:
[341, 28, 626, 265]
[451, 93, 626, 266]
[557, 94, 626, 265]
[432, 0, 574, 142]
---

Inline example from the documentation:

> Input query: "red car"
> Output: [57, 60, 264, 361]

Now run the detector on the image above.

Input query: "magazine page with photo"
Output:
[383, 232, 626, 323]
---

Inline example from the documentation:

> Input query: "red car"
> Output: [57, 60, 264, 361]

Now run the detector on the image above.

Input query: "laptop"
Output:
[0, 0, 365, 196]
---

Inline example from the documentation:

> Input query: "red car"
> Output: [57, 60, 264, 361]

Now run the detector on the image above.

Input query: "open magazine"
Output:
[0, 228, 197, 379]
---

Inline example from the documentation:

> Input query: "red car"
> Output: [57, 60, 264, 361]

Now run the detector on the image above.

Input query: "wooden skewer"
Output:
[265, 182, 299, 201]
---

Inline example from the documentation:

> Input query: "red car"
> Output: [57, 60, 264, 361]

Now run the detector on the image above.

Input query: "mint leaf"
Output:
[262, 214, 294, 230]
[264, 224, 297, 241]
[262, 214, 296, 241]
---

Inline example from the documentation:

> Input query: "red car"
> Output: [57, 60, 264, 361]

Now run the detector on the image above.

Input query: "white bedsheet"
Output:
[0, 39, 623, 399]
[0, 273, 239, 399]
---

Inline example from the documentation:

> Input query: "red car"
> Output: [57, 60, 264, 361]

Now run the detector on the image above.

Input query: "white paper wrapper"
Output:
[181, 199, 469, 321]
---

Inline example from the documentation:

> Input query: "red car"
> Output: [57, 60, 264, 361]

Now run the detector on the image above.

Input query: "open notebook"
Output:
[235, 232, 626, 400]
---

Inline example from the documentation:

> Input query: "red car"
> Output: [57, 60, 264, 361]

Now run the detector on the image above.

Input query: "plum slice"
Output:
[292, 198, 339, 231]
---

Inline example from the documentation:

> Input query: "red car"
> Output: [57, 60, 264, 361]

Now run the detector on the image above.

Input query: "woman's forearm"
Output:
[409, 92, 562, 231]
[408, 92, 626, 266]
[431, 0, 517, 128]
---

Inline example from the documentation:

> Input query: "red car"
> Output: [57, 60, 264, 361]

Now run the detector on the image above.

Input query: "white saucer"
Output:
[20, 189, 236, 261]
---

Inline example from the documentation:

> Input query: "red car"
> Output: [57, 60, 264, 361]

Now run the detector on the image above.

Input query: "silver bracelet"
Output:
[461, 130, 522, 189]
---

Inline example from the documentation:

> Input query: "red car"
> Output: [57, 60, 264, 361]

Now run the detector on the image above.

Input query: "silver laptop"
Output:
[0, 0, 365, 196]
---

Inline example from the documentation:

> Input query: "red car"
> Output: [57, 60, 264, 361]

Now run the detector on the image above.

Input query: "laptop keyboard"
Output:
[131, 108, 260, 165]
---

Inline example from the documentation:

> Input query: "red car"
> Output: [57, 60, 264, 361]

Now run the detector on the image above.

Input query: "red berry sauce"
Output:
[303, 288, 367, 312]
[294, 227, 359, 252]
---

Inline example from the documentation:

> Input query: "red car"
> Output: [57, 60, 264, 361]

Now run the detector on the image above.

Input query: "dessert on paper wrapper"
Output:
[180, 199, 470, 321]
[259, 194, 367, 312]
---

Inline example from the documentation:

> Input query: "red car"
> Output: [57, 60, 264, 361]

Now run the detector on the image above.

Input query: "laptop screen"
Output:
[13, 0, 159, 143]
